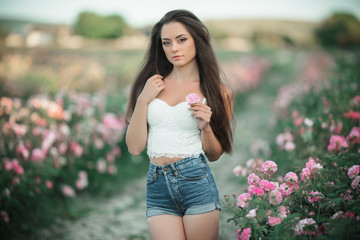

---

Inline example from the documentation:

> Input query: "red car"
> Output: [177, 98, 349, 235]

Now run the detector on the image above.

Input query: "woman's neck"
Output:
[169, 61, 199, 83]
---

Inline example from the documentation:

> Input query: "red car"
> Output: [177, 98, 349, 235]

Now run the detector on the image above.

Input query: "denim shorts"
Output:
[146, 154, 221, 218]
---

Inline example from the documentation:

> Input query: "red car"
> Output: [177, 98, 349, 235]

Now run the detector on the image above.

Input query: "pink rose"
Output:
[279, 183, 293, 196]
[248, 173, 261, 186]
[268, 216, 282, 226]
[294, 218, 317, 236]
[301, 168, 311, 181]
[306, 190, 323, 203]
[62, 185, 76, 197]
[237, 228, 251, 240]
[70, 141, 83, 157]
[284, 172, 299, 185]
[46, 180, 53, 189]
[269, 189, 282, 205]
[11, 160, 24, 175]
[305, 157, 323, 173]
[262, 160, 278, 175]
[278, 206, 290, 219]
[185, 93, 201, 104]
[252, 187, 264, 196]
[351, 176, 360, 190]
[327, 135, 349, 153]
[348, 165, 360, 179]
[237, 193, 251, 208]
[31, 148, 46, 163]
[259, 180, 275, 191]
[1, 211, 9, 223]
[97, 159, 107, 173]
[347, 127, 360, 144]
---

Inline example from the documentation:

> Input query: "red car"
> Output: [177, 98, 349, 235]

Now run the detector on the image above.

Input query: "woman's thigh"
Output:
[148, 214, 186, 240]
[183, 210, 220, 240]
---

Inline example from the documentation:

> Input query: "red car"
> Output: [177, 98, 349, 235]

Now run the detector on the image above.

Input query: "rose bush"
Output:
[0, 91, 147, 238]
[227, 55, 360, 239]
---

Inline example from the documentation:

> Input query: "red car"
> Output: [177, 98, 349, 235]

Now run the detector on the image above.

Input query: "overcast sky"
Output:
[0, 0, 359, 27]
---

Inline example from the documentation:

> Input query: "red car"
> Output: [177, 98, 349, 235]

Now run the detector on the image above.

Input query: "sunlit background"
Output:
[1, 1, 360, 239]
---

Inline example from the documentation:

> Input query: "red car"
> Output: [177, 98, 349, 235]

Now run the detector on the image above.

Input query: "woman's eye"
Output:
[179, 38, 187, 43]
[162, 42, 170, 46]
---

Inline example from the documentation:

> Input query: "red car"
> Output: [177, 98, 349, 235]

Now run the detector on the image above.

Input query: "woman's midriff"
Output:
[150, 156, 183, 165]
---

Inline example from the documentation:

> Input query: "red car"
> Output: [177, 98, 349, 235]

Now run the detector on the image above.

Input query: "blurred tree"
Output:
[315, 12, 360, 48]
[74, 11, 128, 39]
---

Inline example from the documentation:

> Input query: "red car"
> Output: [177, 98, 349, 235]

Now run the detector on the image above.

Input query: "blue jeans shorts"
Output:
[146, 154, 221, 218]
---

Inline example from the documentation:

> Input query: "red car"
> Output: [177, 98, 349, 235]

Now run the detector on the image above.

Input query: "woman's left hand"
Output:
[189, 102, 212, 131]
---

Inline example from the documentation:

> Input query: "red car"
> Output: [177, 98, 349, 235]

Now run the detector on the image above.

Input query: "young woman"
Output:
[125, 9, 234, 240]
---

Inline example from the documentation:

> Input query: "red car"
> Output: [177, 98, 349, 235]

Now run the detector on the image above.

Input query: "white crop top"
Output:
[147, 98, 204, 158]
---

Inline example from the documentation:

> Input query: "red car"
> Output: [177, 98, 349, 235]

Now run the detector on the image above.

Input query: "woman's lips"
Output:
[173, 55, 183, 60]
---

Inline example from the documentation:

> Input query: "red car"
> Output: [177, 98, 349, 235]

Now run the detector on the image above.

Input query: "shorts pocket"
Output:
[178, 162, 208, 180]
[146, 170, 157, 186]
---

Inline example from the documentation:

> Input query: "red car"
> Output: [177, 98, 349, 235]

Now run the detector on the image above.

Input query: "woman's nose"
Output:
[171, 42, 179, 52]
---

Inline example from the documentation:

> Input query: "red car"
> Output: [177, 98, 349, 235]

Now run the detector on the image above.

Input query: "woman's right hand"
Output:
[138, 74, 165, 104]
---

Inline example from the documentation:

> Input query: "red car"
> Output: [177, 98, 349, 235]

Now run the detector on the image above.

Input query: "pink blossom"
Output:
[41, 131, 56, 153]
[305, 157, 323, 173]
[247, 185, 255, 195]
[278, 206, 290, 219]
[347, 127, 360, 144]
[306, 190, 323, 203]
[252, 187, 264, 196]
[354, 96, 360, 102]
[3, 158, 13, 171]
[112, 146, 121, 156]
[343, 110, 360, 120]
[185, 93, 201, 104]
[262, 160, 277, 175]
[103, 113, 125, 130]
[11, 160, 24, 175]
[76, 178, 88, 190]
[284, 141, 296, 151]
[301, 168, 311, 181]
[46, 180, 53, 189]
[259, 180, 275, 191]
[246, 208, 257, 218]
[17, 144, 29, 160]
[294, 218, 317, 236]
[237, 228, 251, 240]
[269, 189, 282, 205]
[279, 183, 293, 196]
[351, 176, 360, 190]
[233, 165, 244, 177]
[268, 216, 282, 226]
[97, 159, 107, 173]
[70, 141, 83, 157]
[284, 172, 299, 185]
[107, 165, 118, 175]
[1, 211, 9, 223]
[346, 212, 355, 218]
[12, 123, 28, 136]
[31, 148, 46, 163]
[294, 117, 303, 126]
[327, 135, 349, 153]
[332, 211, 344, 219]
[347, 165, 360, 179]
[248, 173, 261, 186]
[62, 185, 76, 197]
[237, 193, 251, 208]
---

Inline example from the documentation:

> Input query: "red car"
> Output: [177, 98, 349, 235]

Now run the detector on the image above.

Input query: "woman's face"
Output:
[160, 21, 196, 68]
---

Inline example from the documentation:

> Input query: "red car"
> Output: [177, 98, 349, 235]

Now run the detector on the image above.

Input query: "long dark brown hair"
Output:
[125, 9, 234, 154]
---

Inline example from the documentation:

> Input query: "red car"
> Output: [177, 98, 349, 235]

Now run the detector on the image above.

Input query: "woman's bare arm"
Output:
[125, 75, 165, 156]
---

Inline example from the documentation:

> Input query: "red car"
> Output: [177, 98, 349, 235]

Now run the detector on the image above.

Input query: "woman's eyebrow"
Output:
[162, 34, 187, 41]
